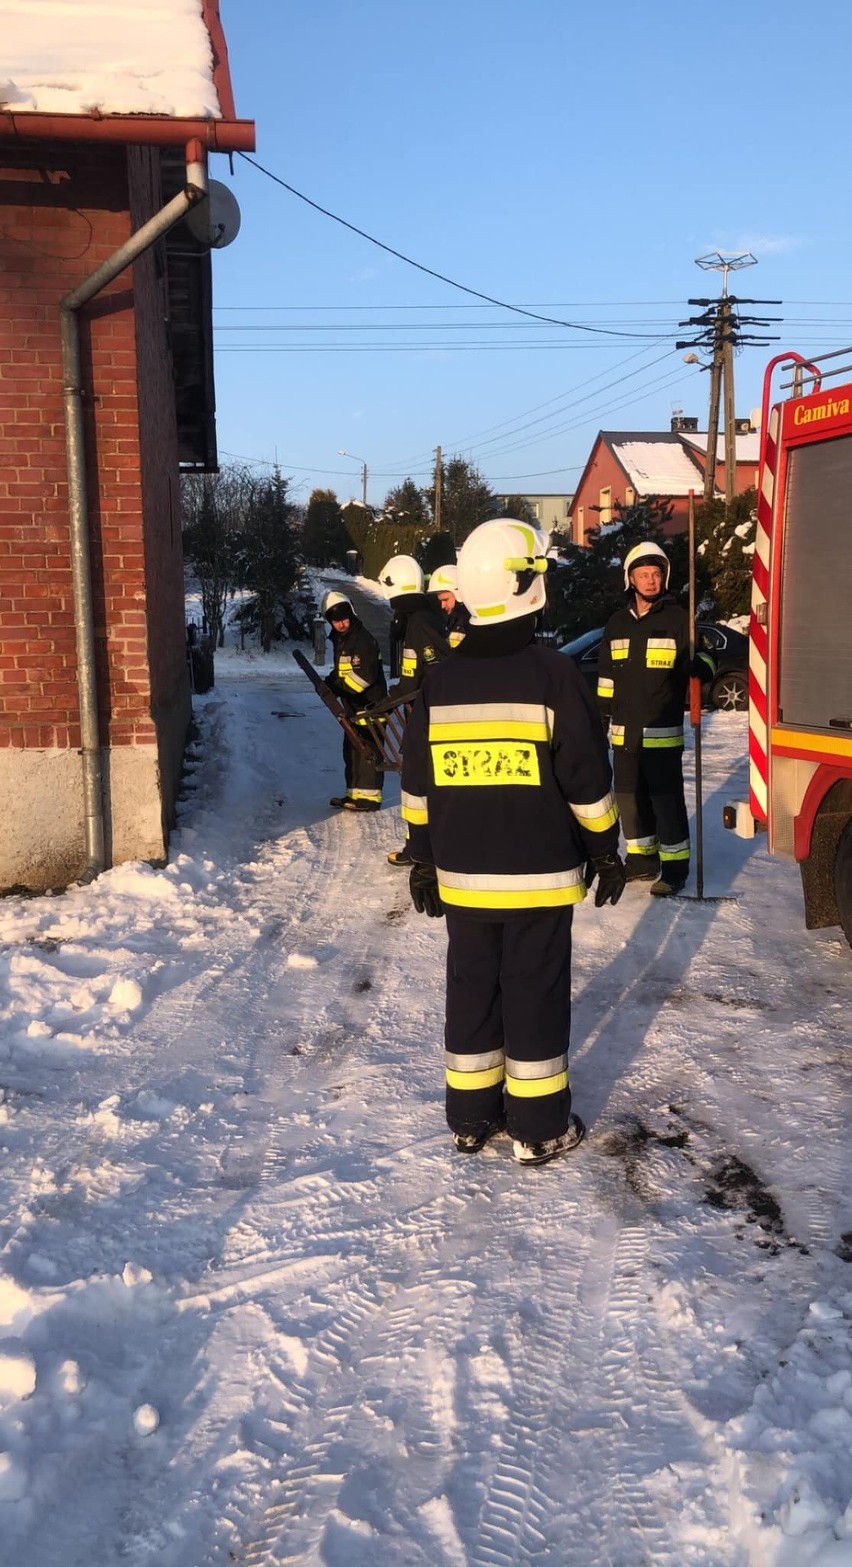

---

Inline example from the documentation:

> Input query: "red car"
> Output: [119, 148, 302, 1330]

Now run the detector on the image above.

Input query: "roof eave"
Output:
[0, 110, 255, 152]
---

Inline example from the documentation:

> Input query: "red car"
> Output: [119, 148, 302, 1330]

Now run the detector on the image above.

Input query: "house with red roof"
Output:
[568, 419, 760, 544]
[0, 1, 254, 891]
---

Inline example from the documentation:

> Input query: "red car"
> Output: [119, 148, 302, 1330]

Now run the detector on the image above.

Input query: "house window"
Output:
[577, 505, 585, 540]
[599, 486, 612, 524]
[625, 486, 635, 506]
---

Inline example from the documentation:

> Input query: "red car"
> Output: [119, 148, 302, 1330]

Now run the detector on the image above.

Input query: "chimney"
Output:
[671, 413, 699, 433]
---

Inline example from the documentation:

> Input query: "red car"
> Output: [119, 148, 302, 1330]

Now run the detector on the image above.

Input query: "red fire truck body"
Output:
[727, 349, 852, 944]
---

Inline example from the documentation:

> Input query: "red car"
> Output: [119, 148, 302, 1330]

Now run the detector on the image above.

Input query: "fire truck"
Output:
[724, 347, 852, 946]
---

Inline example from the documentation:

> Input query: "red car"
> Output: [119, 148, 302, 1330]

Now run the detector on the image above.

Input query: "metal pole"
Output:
[687, 490, 704, 899]
[361, 462, 368, 506]
[60, 145, 207, 881]
[434, 445, 443, 534]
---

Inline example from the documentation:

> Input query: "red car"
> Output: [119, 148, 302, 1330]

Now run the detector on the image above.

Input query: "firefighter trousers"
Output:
[444, 908, 574, 1145]
[342, 730, 383, 803]
[612, 747, 689, 868]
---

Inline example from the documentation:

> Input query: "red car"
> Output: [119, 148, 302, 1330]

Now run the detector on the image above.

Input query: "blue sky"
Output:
[210, 0, 852, 507]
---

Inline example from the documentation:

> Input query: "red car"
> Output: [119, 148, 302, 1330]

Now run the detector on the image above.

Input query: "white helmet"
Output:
[457, 520, 549, 626]
[428, 563, 458, 595]
[321, 590, 353, 622]
[623, 540, 671, 592]
[377, 555, 423, 600]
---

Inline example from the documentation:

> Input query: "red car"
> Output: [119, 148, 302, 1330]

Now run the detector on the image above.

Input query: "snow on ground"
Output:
[1, 589, 852, 1564]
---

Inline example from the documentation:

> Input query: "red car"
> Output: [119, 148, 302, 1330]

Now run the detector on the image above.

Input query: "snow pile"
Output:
[727, 1291, 852, 1564]
[0, 0, 221, 119]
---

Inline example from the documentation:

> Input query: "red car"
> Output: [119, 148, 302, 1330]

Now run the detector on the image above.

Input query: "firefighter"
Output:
[371, 555, 451, 865]
[596, 541, 714, 896]
[401, 519, 625, 1166]
[322, 590, 387, 812]
[428, 562, 471, 648]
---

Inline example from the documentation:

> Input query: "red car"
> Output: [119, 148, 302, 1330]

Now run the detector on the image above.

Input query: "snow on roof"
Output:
[610, 437, 704, 496]
[681, 431, 761, 464]
[0, 0, 221, 119]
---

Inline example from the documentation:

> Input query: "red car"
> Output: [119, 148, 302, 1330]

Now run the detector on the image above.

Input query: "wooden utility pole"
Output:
[703, 306, 724, 505]
[721, 294, 737, 505]
[433, 445, 443, 534]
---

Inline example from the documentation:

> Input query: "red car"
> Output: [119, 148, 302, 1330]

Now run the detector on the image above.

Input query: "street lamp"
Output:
[338, 448, 368, 506]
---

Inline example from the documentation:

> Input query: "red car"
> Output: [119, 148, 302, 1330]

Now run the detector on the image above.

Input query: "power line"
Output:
[237, 152, 679, 342]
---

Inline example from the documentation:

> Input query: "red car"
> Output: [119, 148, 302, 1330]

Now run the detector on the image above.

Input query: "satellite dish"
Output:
[185, 180, 241, 249]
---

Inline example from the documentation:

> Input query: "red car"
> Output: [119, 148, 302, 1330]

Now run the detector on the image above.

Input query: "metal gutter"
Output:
[0, 112, 255, 152]
[60, 140, 208, 881]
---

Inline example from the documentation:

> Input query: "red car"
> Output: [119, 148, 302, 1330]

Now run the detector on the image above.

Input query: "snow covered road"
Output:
[1, 651, 852, 1565]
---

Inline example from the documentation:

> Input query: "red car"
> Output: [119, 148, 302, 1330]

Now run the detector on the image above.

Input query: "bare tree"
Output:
[181, 465, 254, 647]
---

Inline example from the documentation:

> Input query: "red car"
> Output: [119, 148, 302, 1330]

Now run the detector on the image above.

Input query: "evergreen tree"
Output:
[543, 496, 681, 642]
[382, 478, 431, 531]
[695, 489, 757, 619]
[424, 456, 498, 546]
[496, 494, 538, 527]
[416, 531, 457, 576]
[303, 488, 350, 566]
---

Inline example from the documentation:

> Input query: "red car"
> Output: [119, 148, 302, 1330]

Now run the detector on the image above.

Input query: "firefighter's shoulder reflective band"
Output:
[431, 743, 540, 786]
[645, 638, 676, 669]
[401, 647, 417, 677]
[429, 703, 553, 743]
[569, 791, 619, 832]
[597, 676, 614, 698]
[642, 726, 684, 748]
[449, 630, 466, 647]
[611, 639, 630, 660]
[401, 789, 428, 825]
[437, 866, 584, 908]
[505, 1051, 568, 1098]
[611, 724, 625, 747]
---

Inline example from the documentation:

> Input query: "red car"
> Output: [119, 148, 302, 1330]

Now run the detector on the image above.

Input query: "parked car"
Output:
[560, 622, 749, 711]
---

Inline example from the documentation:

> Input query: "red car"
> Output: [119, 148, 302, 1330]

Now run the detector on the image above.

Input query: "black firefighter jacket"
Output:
[597, 595, 710, 753]
[401, 625, 620, 918]
[327, 616, 386, 712]
[388, 593, 451, 698]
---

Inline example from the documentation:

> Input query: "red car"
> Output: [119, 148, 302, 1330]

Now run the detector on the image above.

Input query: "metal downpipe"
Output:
[60, 144, 207, 882]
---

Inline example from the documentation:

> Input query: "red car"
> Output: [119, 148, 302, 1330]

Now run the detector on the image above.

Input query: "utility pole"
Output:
[677, 252, 781, 509]
[433, 445, 443, 534]
[361, 461, 368, 506]
[721, 294, 737, 506]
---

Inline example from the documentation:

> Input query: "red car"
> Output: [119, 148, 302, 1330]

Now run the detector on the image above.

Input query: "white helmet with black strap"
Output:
[321, 589, 353, 623]
[456, 519, 549, 626]
[623, 540, 671, 595]
[377, 555, 424, 600]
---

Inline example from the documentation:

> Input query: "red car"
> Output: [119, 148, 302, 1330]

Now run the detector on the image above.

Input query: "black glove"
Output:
[409, 862, 443, 918]
[590, 852, 626, 908]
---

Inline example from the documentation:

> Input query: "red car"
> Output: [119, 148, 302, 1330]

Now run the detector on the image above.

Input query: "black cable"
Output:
[237, 153, 678, 342]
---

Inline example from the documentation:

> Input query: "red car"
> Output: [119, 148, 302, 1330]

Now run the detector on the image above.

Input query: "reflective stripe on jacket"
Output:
[402, 643, 619, 917]
[597, 596, 692, 752]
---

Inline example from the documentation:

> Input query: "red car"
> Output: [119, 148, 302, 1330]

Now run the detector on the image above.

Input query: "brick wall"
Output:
[0, 139, 190, 885]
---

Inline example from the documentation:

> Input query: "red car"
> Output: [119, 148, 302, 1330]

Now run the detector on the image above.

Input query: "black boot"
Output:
[650, 864, 689, 897]
[625, 851, 660, 883]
